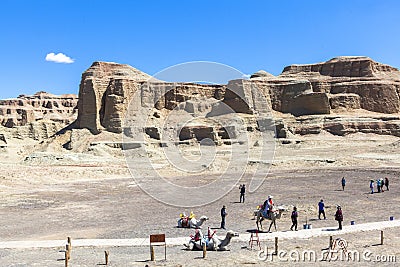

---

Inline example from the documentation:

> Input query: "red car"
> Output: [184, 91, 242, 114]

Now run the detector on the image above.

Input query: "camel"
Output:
[177, 215, 209, 229]
[184, 230, 239, 251]
[256, 206, 286, 232]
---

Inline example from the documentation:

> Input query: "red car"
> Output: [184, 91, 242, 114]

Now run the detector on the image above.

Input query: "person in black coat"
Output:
[220, 205, 227, 229]
[239, 184, 246, 203]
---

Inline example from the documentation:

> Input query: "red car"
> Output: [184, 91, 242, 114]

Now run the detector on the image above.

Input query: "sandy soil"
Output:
[0, 131, 400, 266]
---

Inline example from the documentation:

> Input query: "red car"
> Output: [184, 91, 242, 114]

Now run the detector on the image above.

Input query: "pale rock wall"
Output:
[0, 91, 78, 127]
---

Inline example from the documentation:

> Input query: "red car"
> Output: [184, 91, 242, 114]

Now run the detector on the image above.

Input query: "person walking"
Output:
[220, 205, 227, 229]
[290, 206, 298, 231]
[377, 178, 381, 193]
[385, 177, 389, 191]
[335, 205, 343, 230]
[341, 177, 346, 191]
[318, 199, 326, 220]
[239, 184, 246, 203]
[370, 180, 374, 194]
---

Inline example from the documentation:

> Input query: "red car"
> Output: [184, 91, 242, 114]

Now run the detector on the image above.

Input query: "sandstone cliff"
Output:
[74, 57, 400, 141]
[76, 62, 151, 134]
[0, 91, 78, 127]
[277, 56, 400, 114]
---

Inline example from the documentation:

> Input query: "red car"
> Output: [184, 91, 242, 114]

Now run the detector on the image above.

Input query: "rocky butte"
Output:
[1, 56, 400, 147]
[74, 56, 400, 145]
[0, 91, 78, 141]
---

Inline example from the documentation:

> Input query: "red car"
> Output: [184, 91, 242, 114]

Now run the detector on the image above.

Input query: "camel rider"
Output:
[189, 211, 195, 219]
[263, 195, 274, 219]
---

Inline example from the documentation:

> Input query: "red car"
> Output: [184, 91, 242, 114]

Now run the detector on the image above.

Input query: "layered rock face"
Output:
[278, 56, 400, 114]
[0, 91, 78, 127]
[77, 62, 152, 134]
[75, 57, 400, 139]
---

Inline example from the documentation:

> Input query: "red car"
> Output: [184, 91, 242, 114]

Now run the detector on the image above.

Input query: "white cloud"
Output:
[45, 52, 74, 63]
[242, 74, 251, 79]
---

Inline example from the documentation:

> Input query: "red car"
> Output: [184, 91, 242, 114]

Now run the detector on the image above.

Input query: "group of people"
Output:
[227, 176, 391, 232]
[370, 177, 389, 194]
[289, 200, 343, 231]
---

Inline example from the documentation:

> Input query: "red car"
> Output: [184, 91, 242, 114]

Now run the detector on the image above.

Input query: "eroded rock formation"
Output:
[0, 91, 78, 127]
[74, 57, 400, 140]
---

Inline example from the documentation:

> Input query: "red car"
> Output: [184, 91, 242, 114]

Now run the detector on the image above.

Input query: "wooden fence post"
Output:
[66, 244, 71, 260]
[105, 250, 109, 265]
[150, 245, 155, 261]
[64, 250, 69, 267]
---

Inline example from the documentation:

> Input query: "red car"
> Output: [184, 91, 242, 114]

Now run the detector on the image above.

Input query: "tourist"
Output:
[341, 177, 346, 191]
[377, 178, 381, 193]
[380, 178, 385, 192]
[290, 206, 298, 231]
[263, 195, 274, 218]
[385, 177, 389, 191]
[220, 205, 227, 229]
[239, 184, 246, 203]
[370, 180, 374, 194]
[318, 199, 326, 220]
[335, 205, 343, 230]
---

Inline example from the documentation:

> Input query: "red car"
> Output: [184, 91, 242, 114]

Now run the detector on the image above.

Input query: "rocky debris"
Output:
[0, 91, 78, 127]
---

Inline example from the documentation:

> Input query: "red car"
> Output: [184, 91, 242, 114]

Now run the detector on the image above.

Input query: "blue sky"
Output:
[1, 0, 400, 99]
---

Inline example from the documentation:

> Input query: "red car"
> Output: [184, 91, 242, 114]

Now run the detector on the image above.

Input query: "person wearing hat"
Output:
[335, 205, 343, 230]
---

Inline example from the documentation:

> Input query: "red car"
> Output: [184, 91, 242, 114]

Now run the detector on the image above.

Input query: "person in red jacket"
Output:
[335, 205, 343, 230]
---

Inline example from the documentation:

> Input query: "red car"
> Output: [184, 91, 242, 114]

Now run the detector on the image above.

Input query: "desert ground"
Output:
[0, 131, 400, 266]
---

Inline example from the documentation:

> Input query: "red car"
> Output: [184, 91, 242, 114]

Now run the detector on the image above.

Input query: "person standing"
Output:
[377, 179, 381, 193]
[220, 205, 227, 229]
[239, 184, 246, 203]
[370, 180, 374, 194]
[318, 199, 326, 220]
[335, 205, 343, 230]
[385, 177, 389, 191]
[290, 206, 298, 231]
[341, 177, 346, 191]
